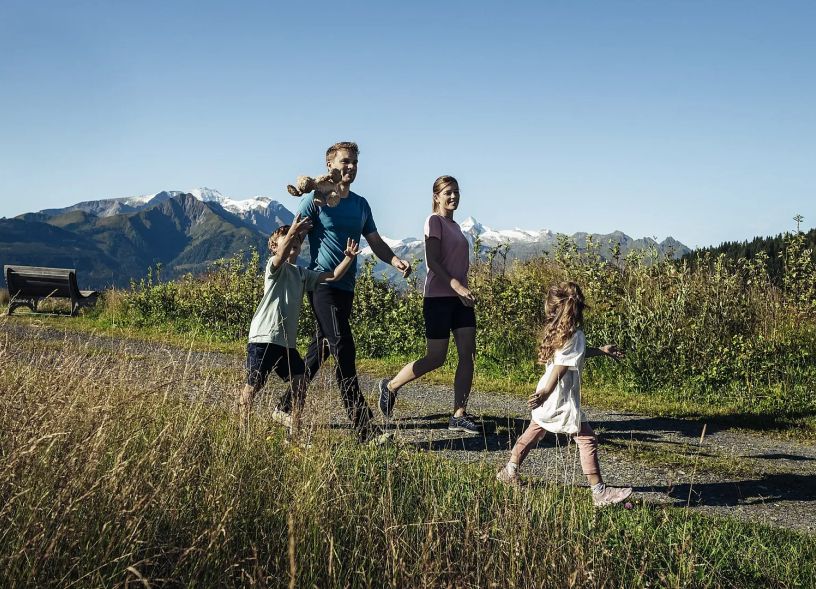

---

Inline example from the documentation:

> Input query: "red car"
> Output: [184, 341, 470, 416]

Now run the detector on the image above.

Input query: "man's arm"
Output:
[317, 239, 361, 283]
[364, 231, 412, 278]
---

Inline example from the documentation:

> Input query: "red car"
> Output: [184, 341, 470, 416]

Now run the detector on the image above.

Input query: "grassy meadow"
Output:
[1, 329, 815, 588]
[2, 232, 816, 587]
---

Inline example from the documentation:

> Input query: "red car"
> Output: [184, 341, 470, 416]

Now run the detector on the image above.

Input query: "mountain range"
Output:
[1, 188, 689, 289]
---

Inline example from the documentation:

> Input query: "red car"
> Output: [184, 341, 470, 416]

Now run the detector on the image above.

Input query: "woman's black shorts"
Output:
[423, 296, 477, 339]
[245, 343, 305, 388]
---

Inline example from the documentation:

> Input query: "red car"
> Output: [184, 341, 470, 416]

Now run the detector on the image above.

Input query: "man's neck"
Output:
[337, 184, 352, 198]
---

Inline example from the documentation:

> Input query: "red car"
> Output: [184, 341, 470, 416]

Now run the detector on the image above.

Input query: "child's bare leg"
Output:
[237, 384, 259, 425]
[574, 422, 602, 485]
[387, 338, 449, 392]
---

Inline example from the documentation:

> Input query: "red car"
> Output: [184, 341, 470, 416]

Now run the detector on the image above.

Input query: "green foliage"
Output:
[125, 251, 263, 341]
[683, 224, 816, 286]
[112, 233, 816, 417]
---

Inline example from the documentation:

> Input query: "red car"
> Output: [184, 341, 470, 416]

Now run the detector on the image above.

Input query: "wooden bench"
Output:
[4, 265, 99, 316]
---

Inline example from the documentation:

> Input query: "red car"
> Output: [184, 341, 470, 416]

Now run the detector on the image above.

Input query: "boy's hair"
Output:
[537, 281, 587, 365]
[268, 225, 291, 254]
[326, 141, 359, 163]
[432, 175, 458, 213]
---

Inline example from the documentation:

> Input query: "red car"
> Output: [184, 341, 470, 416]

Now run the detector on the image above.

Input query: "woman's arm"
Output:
[527, 364, 569, 410]
[426, 236, 475, 307]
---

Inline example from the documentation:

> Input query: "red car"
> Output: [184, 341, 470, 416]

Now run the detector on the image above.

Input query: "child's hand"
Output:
[600, 344, 624, 361]
[527, 390, 548, 410]
[344, 238, 360, 258]
[290, 213, 313, 236]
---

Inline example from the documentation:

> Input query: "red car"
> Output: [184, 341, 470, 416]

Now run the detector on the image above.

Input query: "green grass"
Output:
[1, 333, 814, 588]
[13, 311, 816, 441]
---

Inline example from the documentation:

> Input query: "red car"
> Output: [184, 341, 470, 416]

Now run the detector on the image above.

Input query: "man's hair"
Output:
[268, 224, 291, 254]
[326, 141, 360, 163]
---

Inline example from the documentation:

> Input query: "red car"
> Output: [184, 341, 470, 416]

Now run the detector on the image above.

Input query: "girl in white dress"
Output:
[496, 281, 633, 507]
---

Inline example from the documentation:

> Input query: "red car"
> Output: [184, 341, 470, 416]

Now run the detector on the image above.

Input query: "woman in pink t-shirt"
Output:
[377, 176, 480, 434]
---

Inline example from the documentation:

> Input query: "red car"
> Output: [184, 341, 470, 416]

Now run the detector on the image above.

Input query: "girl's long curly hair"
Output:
[537, 281, 586, 365]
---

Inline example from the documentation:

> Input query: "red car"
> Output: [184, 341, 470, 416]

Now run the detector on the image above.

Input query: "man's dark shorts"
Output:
[245, 343, 306, 388]
[423, 296, 477, 339]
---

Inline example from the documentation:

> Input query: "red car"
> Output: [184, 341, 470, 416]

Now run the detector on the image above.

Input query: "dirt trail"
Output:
[5, 320, 816, 534]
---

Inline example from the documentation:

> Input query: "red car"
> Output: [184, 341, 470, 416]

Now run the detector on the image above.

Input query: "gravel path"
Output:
[5, 319, 816, 534]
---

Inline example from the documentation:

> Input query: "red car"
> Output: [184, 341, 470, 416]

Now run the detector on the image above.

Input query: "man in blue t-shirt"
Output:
[297, 141, 412, 442]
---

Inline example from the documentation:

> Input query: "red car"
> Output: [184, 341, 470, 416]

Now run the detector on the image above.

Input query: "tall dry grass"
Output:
[1, 322, 814, 587]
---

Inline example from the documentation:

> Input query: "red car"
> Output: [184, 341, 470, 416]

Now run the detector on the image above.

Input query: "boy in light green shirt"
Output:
[237, 214, 360, 430]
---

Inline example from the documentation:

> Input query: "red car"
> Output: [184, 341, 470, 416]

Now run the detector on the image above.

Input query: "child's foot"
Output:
[592, 485, 633, 507]
[357, 423, 394, 445]
[271, 406, 293, 429]
[449, 414, 480, 435]
[496, 464, 520, 486]
[377, 378, 397, 418]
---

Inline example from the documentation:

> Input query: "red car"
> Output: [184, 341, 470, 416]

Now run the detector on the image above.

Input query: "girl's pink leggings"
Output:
[511, 420, 600, 476]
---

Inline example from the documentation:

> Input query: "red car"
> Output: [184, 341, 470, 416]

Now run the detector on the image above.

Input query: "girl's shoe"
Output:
[496, 465, 520, 486]
[592, 486, 633, 507]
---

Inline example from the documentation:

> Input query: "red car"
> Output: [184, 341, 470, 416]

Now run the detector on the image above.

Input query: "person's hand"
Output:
[393, 258, 412, 279]
[344, 238, 360, 258]
[289, 213, 313, 236]
[453, 284, 476, 308]
[600, 344, 624, 361]
[527, 390, 548, 410]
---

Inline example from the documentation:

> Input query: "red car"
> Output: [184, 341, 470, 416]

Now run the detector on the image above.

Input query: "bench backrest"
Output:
[4, 265, 78, 299]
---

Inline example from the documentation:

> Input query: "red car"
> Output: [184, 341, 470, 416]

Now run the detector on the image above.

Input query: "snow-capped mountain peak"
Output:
[460, 216, 483, 234]
[188, 187, 227, 204]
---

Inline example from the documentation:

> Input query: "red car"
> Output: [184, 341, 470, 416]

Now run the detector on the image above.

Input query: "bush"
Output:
[110, 233, 816, 415]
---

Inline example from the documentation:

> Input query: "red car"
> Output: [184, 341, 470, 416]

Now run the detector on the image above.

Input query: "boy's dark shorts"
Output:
[245, 343, 305, 388]
[423, 296, 477, 339]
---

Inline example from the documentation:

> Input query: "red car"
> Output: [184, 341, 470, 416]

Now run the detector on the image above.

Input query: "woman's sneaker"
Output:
[592, 485, 633, 507]
[449, 414, 480, 435]
[377, 378, 398, 418]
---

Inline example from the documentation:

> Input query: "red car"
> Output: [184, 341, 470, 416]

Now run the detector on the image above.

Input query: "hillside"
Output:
[1, 193, 268, 288]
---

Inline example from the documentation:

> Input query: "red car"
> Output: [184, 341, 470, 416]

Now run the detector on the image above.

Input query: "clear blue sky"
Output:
[1, 0, 814, 248]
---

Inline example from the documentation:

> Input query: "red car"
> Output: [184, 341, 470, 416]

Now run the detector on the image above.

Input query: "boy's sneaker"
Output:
[592, 486, 633, 507]
[449, 414, 480, 435]
[357, 423, 394, 445]
[496, 465, 520, 486]
[271, 407, 293, 429]
[377, 378, 397, 418]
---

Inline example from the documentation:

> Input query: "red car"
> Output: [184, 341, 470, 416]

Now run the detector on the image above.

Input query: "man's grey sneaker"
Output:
[271, 407, 293, 429]
[377, 378, 398, 418]
[496, 465, 520, 486]
[592, 486, 633, 507]
[449, 414, 480, 435]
